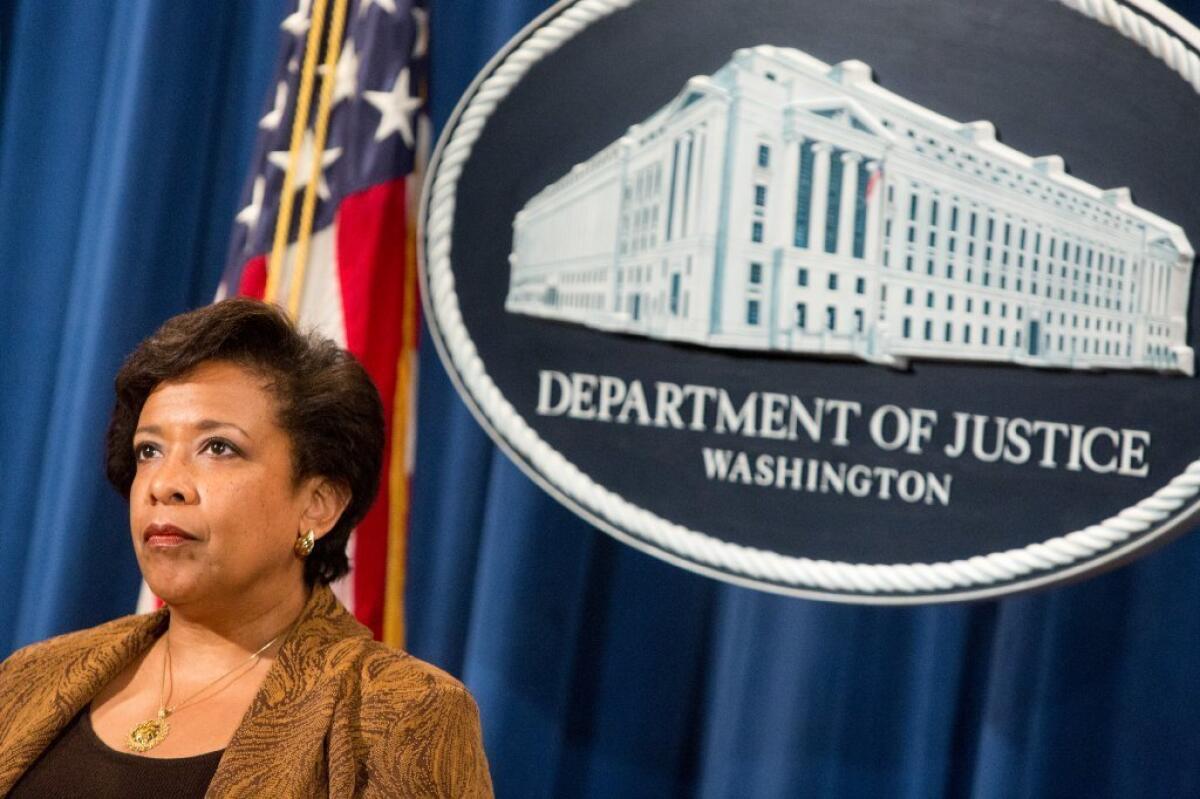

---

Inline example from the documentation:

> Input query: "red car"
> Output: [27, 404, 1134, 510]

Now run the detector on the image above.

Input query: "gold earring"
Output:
[294, 529, 316, 558]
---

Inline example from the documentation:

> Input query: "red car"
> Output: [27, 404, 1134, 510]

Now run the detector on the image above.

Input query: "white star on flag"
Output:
[236, 176, 267, 231]
[267, 129, 343, 200]
[281, 0, 312, 36]
[364, 68, 422, 147]
[411, 8, 429, 59]
[318, 38, 360, 105]
[260, 81, 288, 130]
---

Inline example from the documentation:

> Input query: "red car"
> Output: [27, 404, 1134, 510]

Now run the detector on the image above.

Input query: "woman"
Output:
[0, 298, 493, 797]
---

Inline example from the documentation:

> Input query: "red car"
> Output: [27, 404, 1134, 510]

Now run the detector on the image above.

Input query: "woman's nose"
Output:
[149, 455, 198, 505]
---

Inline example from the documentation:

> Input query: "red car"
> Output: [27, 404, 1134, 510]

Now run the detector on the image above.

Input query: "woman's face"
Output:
[129, 360, 320, 611]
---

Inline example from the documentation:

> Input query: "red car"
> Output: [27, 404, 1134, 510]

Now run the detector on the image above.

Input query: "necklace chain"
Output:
[159, 628, 285, 716]
[127, 620, 293, 753]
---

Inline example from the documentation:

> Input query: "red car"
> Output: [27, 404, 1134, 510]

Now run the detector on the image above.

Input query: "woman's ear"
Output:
[301, 478, 352, 539]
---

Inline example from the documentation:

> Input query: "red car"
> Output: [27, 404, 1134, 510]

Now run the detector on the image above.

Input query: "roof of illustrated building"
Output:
[519, 44, 1193, 262]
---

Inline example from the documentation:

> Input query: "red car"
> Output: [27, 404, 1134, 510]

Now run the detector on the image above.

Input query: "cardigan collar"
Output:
[208, 583, 372, 794]
[0, 583, 368, 795]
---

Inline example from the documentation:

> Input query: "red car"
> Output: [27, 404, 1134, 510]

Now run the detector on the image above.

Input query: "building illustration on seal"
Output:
[505, 46, 1195, 375]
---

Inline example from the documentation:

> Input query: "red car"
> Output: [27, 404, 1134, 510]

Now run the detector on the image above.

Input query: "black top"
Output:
[8, 707, 224, 798]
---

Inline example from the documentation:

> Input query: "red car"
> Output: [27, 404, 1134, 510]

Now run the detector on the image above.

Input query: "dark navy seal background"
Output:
[447, 0, 1200, 566]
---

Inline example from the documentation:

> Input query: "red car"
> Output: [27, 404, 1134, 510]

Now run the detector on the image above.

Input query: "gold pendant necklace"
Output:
[127, 624, 289, 753]
[128, 708, 171, 753]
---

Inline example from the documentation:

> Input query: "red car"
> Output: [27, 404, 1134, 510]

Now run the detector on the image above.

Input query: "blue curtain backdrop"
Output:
[2, 2, 1200, 797]
[0, 1, 287, 647]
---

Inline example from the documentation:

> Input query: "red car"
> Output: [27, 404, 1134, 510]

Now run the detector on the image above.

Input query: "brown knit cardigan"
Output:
[0, 584, 493, 797]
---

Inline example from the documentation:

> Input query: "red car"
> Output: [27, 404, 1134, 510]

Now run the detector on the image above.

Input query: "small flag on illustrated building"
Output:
[137, 0, 430, 648]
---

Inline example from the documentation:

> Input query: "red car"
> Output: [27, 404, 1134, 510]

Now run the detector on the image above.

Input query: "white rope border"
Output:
[1061, 0, 1200, 92]
[424, 0, 1200, 595]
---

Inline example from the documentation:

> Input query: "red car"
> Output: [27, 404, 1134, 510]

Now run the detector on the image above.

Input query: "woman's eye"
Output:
[204, 439, 237, 456]
[134, 443, 158, 461]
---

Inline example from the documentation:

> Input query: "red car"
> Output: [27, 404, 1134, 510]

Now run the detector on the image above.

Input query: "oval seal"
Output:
[420, 0, 1200, 602]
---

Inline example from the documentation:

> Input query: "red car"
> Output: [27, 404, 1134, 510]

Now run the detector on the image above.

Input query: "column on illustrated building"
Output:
[806, 141, 832, 348]
[884, 179, 909, 352]
[878, 166, 900, 352]
[696, 121, 718, 333]
[689, 105, 729, 346]
[1026, 224, 1042, 357]
[807, 142, 832, 261]
[1144, 255, 1158, 367]
[836, 151, 860, 259]
[1168, 248, 1194, 374]
[836, 150, 861, 344]
[665, 136, 682, 243]
[772, 131, 802, 350]
[924, 185, 946, 355]
[903, 180, 928, 353]
[863, 160, 883, 261]
[611, 140, 633, 324]
[862, 159, 884, 357]
[664, 128, 688, 337]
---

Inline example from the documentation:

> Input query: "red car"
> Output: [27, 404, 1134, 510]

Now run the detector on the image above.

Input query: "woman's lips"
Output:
[143, 524, 197, 547]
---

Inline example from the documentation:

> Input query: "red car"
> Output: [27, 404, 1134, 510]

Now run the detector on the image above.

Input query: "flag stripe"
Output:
[238, 255, 269, 300]
[336, 179, 410, 638]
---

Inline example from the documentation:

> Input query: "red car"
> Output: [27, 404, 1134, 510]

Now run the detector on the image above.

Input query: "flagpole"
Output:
[265, 0, 331, 307]
[288, 0, 350, 319]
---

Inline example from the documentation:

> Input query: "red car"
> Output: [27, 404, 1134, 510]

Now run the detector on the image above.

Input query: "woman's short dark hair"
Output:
[105, 298, 385, 586]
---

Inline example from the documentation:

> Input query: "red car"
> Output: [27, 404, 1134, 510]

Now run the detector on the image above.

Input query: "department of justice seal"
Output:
[420, 0, 1200, 602]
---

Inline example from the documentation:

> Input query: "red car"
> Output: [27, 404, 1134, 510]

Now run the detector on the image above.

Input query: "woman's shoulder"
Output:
[320, 639, 492, 794]
[0, 611, 164, 675]
[325, 635, 473, 705]
[299, 588, 472, 704]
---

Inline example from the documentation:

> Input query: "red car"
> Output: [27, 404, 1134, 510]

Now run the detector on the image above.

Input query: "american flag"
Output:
[139, 0, 430, 646]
